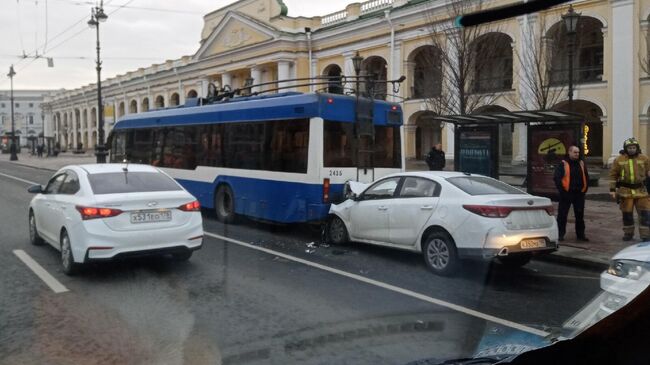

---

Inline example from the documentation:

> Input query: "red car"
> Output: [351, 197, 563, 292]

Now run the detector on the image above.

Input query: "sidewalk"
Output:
[0, 151, 96, 171]
[1, 153, 625, 270]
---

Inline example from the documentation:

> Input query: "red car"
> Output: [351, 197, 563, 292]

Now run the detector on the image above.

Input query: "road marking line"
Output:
[13, 250, 69, 294]
[203, 231, 550, 338]
[0, 171, 39, 186]
[532, 274, 599, 280]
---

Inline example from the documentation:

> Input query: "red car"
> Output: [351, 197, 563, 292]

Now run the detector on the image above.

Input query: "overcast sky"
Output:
[0, 0, 353, 90]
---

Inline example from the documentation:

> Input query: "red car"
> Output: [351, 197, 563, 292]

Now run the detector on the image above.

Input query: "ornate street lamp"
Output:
[88, 0, 108, 163]
[352, 51, 364, 96]
[7, 65, 17, 161]
[562, 5, 580, 110]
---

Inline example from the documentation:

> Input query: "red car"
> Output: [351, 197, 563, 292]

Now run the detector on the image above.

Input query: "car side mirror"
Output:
[27, 185, 43, 194]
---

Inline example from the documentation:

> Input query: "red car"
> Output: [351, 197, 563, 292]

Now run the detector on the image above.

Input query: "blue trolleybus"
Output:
[110, 92, 403, 223]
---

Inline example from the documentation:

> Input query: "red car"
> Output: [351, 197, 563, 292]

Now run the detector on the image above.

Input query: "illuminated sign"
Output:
[583, 124, 590, 156]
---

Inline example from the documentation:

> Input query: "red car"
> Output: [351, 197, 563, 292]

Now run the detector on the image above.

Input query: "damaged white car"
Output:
[327, 171, 559, 276]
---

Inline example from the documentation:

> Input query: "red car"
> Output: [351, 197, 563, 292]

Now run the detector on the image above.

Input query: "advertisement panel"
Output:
[456, 127, 497, 178]
[528, 124, 582, 199]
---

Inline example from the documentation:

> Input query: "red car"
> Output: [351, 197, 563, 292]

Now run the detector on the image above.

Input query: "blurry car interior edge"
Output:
[507, 284, 650, 365]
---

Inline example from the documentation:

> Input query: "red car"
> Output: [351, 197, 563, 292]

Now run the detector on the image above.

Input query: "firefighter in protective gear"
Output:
[609, 138, 650, 241]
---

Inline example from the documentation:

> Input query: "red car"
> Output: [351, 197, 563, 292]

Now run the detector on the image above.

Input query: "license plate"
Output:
[130, 210, 172, 224]
[520, 238, 546, 249]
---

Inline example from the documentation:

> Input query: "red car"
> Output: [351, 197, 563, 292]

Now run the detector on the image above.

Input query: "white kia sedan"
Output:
[27, 163, 204, 275]
[327, 171, 558, 276]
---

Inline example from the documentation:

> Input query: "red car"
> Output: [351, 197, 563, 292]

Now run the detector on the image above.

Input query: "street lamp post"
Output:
[7, 65, 17, 161]
[562, 5, 580, 111]
[88, 1, 108, 163]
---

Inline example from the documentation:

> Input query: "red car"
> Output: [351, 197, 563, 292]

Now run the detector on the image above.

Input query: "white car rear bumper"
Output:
[456, 225, 558, 259]
[68, 213, 203, 263]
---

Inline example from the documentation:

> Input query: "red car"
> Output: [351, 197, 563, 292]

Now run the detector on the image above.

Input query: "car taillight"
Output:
[463, 205, 514, 218]
[323, 178, 330, 203]
[179, 200, 201, 212]
[76, 206, 123, 220]
[544, 205, 554, 216]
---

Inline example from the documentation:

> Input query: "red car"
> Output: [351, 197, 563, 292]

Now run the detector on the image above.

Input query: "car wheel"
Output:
[422, 232, 459, 276]
[215, 185, 237, 224]
[172, 251, 193, 261]
[497, 254, 532, 268]
[60, 230, 79, 276]
[29, 211, 44, 246]
[327, 216, 349, 245]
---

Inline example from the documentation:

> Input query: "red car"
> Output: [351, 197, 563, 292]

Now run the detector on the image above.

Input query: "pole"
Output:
[95, 15, 107, 163]
[567, 33, 574, 112]
[9, 66, 17, 161]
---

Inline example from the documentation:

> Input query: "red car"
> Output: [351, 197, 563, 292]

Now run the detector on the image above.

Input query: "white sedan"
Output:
[599, 242, 650, 316]
[27, 163, 204, 275]
[327, 171, 559, 276]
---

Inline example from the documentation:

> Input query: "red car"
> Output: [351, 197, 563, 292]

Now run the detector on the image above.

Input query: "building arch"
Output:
[362, 56, 388, 100]
[546, 16, 604, 85]
[409, 111, 442, 160]
[470, 32, 513, 93]
[170, 93, 180, 106]
[322, 64, 343, 94]
[155, 95, 165, 109]
[118, 102, 125, 118]
[187, 89, 198, 98]
[141, 97, 150, 112]
[552, 99, 603, 157]
[407, 45, 443, 99]
[129, 99, 138, 114]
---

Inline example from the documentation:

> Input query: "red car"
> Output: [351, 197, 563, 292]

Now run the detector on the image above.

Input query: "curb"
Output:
[7, 161, 56, 172]
[533, 250, 609, 271]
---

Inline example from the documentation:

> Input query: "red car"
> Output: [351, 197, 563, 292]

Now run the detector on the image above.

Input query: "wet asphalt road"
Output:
[0, 161, 602, 365]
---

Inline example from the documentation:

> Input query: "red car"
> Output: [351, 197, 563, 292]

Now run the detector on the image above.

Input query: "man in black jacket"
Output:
[426, 144, 446, 171]
[553, 145, 589, 242]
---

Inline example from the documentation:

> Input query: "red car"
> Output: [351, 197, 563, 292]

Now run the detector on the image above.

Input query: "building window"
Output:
[15, 103, 19, 108]
[1, 103, 5, 108]
[29, 103, 34, 108]
[28, 116, 34, 125]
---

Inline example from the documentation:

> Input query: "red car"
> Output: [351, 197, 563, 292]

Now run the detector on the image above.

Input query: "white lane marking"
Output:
[0, 171, 40, 186]
[13, 250, 69, 294]
[531, 274, 599, 280]
[203, 231, 550, 338]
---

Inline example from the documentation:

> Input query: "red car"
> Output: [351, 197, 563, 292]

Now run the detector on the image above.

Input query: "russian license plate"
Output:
[520, 238, 546, 249]
[130, 210, 172, 224]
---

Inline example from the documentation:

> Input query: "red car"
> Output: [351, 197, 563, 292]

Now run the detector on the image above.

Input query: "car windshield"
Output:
[3, 0, 646, 364]
[87, 172, 182, 194]
[447, 176, 526, 195]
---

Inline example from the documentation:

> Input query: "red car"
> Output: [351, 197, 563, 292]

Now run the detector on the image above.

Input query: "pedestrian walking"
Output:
[553, 145, 589, 242]
[609, 138, 650, 241]
[36, 144, 43, 158]
[425, 144, 446, 171]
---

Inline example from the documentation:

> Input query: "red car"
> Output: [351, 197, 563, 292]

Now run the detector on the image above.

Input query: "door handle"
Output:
[378, 206, 388, 211]
[420, 206, 434, 210]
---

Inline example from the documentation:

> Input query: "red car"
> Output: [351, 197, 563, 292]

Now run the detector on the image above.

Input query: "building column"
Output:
[221, 72, 232, 90]
[390, 41, 402, 101]
[404, 124, 417, 159]
[343, 51, 356, 93]
[250, 67, 262, 93]
[610, 0, 634, 163]
[277, 60, 292, 92]
[513, 13, 539, 164]
[444, 31, 461, 160]
[311, 59, 319, 92]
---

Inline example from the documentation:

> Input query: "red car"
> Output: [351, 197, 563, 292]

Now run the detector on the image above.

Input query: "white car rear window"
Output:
[88, 172, 182, 195]
[447, 176, 525, 195]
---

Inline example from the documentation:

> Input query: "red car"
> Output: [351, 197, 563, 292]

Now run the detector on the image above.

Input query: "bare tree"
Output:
[508, 15, 566, 110]
[420, 0, 507, 116]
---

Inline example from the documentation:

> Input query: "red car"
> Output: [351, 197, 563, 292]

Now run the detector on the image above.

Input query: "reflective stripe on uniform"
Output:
[629, 159, 635, 184]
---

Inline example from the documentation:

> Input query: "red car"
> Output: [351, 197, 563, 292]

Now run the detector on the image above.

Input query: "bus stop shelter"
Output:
[433, 110, 591, 199]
